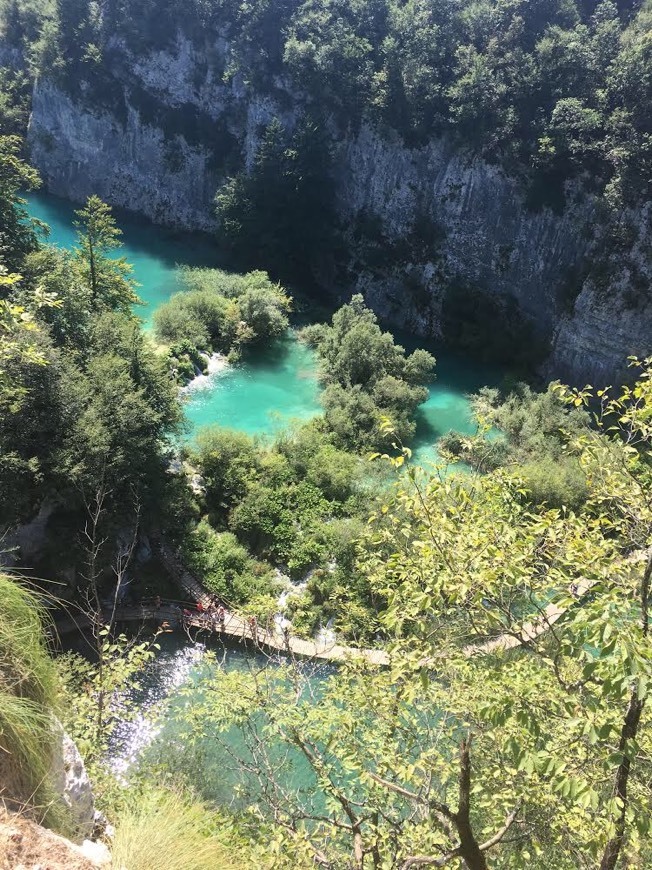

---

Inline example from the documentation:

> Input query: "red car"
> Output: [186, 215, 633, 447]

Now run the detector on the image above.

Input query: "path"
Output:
[51, 601, 389, 666]
[52, 542, 650, 668]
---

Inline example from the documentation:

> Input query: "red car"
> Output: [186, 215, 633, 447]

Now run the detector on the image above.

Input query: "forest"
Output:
[4, 0, 652, 215]
[0, 0, 651, 869]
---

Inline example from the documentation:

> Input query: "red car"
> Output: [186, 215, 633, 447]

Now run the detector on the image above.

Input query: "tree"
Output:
[0, 135, 41, 273]
[154, 267, 291, 369]
[73, 195, 140, 314]
[173, 363, 652, 869]
[302, 295, 435, 449]
[215, 117, 336, 283]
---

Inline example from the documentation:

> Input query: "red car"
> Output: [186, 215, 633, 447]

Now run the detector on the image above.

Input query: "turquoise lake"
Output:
[26, 190, 499, 462]
[28, 189, 503, 789]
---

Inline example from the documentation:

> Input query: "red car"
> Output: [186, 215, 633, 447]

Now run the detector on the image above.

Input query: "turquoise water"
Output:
[183, 336, 321, 436]
[25, 191, 219, 324]
[112, 634, 324, 804]
[25, 191, 498, 458]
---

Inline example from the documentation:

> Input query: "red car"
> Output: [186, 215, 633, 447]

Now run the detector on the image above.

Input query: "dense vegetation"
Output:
[1, 4, 652, 868]
[154, 266, 291, 379]
[301, 294, 435, 449]
[181, 422, 387, 635]
[4, 0, 652, 215]
[440, 382, 592, 508]
[0, 141, 181, 585]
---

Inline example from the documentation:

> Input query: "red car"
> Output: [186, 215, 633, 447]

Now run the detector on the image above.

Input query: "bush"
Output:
[302, 295, 435, 450]
[517, 457, 589, 511]
[155, 267, 291, 358]
[274, 424, 364, 502]
[230, 480, 331, 571]
[441, 382, 591, 505]
[182, 521, 273, 605]
[189, 428, 261, 517]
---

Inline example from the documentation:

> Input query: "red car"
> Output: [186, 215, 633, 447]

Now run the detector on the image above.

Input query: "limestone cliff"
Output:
[27, 34, 651, 385]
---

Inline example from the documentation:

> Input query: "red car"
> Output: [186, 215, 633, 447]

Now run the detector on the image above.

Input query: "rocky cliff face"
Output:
[27, 34, 651, 385]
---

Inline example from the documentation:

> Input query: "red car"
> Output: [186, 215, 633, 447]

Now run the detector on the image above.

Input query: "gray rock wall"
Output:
[29, 78, 221, 230]
[26, 34, 652, 385]
[335, 125, 593, 338]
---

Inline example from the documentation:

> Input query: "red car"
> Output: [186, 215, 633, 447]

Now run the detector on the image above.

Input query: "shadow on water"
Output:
[25, 189, 221, 268]
[386, 328, 504, 464]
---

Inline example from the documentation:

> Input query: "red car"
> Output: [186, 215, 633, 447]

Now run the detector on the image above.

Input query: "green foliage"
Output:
[230, 478, 331, 569]
[182, 520, 274, 605]
[154, 267, 291, 373]
[0, 135, 40, 272]
[73, 194, 140, 314]
[0, 574, 69, 830]
[174, 362, 652, 869]
[275, 422, 365, 503]
[441, 382, 591, 508]
[215, 117, 336, 282]
[109, 787, 239, 870]
[9, 0, 652, 213]
[189, 420, 384, 618]
[301, 294, 434, 449]
[189, 427, 262, 516]
[0, 67, 31, 135]
[0, 195, 179, 528]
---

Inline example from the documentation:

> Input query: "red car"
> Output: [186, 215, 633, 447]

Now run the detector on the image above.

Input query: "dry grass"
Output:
[110, 789, 238, 870]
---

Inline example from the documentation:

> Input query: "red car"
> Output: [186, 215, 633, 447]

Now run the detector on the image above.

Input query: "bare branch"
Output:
[478, 804, 521, 852]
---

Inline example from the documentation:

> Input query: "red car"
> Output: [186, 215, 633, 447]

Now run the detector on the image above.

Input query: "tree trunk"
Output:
[454, 739, 489, 870]
[599, 689, 644, 870]
[599, 551, 651, 870]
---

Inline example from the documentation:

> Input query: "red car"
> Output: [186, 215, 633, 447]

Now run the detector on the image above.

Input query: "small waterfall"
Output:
[181, 353, 229, 394]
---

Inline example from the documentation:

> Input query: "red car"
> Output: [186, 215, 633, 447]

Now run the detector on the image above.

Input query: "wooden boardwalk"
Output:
[52, 542, 650, 668]
[52, 602, 390, 666]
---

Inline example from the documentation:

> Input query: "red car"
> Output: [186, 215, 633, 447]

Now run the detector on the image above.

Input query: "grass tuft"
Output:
[110, 788, 236, 870]
[0, 573, 69, 831]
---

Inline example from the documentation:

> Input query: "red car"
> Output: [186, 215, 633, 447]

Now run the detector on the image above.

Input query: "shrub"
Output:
[302, 295, 434, 449]
[182, 521, 273, 605]
[155, 267, 291, 357]
[517, 457, 589, 510]
[189, 428, 261, 517]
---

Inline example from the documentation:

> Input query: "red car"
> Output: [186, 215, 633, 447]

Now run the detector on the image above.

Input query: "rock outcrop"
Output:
[0, 808, 110, 870]
[27, 33, 652, 385]
[51, 727, 96, 843]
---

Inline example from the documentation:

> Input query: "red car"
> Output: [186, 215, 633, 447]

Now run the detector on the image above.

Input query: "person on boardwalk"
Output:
[154, 595, 161, 610]
[248, 615, 257, 640]
[216, 605, 226, 632]
[280, 617, 291, 650]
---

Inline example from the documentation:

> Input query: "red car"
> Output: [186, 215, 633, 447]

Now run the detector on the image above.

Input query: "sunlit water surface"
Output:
[26, 191, 500, 460]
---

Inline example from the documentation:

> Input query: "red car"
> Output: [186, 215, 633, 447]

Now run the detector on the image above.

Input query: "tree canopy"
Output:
[301, 294, 435, 449]
[173, 360, 652, 870]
